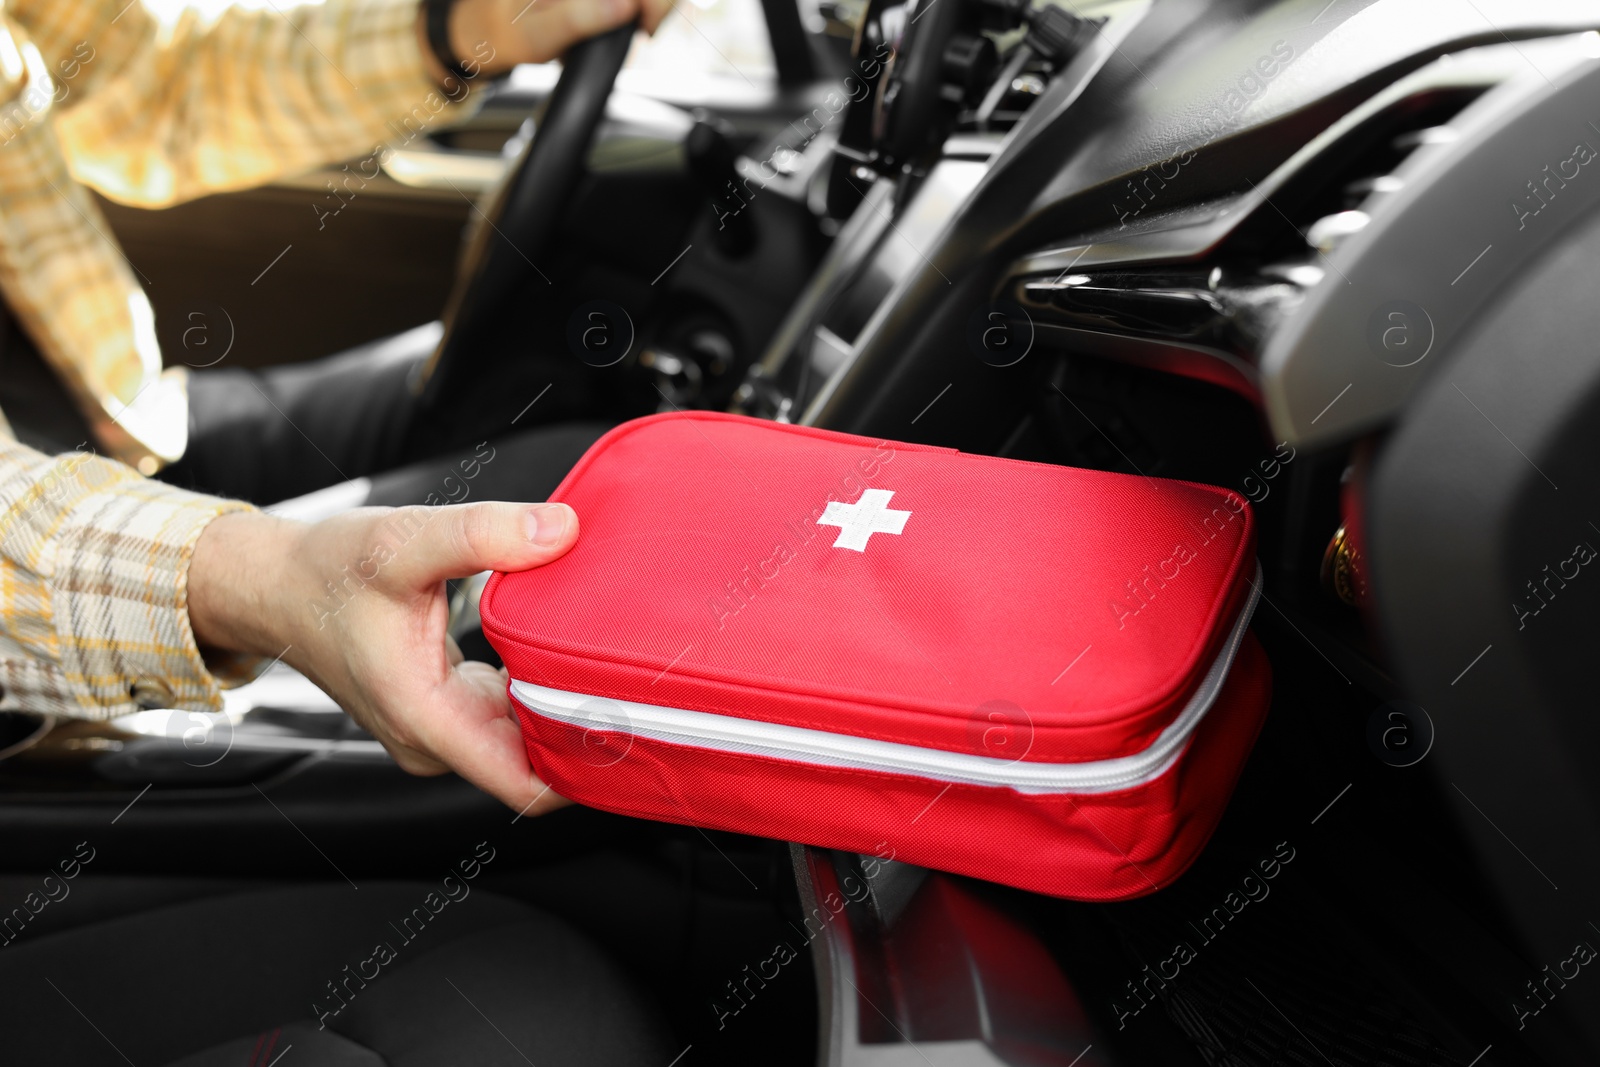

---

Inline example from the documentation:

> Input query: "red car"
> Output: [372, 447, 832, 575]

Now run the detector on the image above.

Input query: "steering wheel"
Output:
[416, 23, 637, 407]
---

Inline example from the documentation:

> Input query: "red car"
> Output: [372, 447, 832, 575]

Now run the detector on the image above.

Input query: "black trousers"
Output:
[0, 317, 611, 509]
[0, 881, 671, 1066]
[159, 322, 615, 507]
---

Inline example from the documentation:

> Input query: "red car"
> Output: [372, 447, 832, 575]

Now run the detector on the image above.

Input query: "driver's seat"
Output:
[0, 882, 671, 1066]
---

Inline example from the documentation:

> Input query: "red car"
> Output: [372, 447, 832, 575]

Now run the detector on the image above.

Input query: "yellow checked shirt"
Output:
[0, 0, 477, 719]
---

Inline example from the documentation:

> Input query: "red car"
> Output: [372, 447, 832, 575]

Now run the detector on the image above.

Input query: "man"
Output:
[0, 0, 670, 811]
[0, 5, 700, 1059]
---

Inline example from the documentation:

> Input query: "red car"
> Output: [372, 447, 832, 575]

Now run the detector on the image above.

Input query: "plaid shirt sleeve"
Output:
[0, 434, 260, 719]
[0, 0, 484, 715]
[0, 0, 481, 468]
[46, 0, 477, 206]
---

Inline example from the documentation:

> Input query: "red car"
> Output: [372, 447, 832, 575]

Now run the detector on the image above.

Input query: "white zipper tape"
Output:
[511, 564, 1261, 795]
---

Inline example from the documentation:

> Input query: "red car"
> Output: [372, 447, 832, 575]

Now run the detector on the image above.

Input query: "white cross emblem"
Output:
[817, 489, 911, 552]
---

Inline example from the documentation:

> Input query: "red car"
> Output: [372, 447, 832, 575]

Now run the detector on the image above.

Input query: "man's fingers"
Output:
[640, 0, 675, 34]
[417, 661, 572, 814]
[389, 501, 578, 587]
[515, 0, 638, 64]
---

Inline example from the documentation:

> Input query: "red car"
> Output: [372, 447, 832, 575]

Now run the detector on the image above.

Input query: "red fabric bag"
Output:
[482, 412, 1270, 901]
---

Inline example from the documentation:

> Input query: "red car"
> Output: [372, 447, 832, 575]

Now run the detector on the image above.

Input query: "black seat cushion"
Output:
[0, 882, 671, 1066]
[331, 918, 670, 1065]
[164, 1022, 382, 1066]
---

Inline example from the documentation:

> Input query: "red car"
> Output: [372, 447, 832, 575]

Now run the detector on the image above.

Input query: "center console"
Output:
[731, 0, 1142, 427]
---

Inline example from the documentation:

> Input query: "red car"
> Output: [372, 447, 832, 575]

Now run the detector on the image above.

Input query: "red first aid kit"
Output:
[482, 412, 1270, 901]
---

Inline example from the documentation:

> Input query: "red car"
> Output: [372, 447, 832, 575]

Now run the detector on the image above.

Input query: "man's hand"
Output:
[188, 501, 580, 815]
[420, 0, 678, 84]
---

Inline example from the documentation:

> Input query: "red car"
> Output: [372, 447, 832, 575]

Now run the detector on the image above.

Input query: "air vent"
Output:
[1230, 86, 1489, 265]
[1005, 65, 1508, 401]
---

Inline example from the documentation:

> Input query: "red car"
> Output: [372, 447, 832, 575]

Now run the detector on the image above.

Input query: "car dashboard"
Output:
[729, 1, 1600, 1063]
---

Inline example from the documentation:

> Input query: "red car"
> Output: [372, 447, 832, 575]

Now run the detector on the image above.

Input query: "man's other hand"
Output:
[428, 0, 678, 82]
[189, 501, 580, 815]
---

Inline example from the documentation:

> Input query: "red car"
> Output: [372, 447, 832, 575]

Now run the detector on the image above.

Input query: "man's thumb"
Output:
[395, 501, 578, 584]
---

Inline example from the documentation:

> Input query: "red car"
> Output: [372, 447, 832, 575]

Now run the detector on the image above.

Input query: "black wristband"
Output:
[423, 0, 472, 82]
